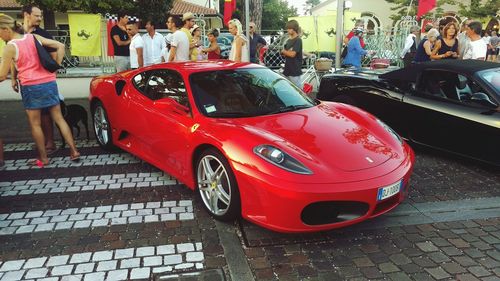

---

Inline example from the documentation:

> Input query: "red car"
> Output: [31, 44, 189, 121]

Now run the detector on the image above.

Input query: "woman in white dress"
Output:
[228, 19, 249, 62]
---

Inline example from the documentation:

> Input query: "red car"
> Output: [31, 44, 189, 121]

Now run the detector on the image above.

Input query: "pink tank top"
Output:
[9, 34, 56, 86]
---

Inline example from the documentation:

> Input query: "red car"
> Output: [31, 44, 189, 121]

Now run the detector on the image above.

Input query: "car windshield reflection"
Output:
[190, 68, 315, 118]
[478, 68, 500, 97]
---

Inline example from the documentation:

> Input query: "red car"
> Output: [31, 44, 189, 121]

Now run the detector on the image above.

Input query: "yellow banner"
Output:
[69, 13, 101, 56]
[291, 12, 361, 52]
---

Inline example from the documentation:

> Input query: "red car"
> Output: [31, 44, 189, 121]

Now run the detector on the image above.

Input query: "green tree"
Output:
[384, 0, 457, 22]
[261, 0, 298, 31]
[15, 0, 173, 29]
[457, 0, 499, 19]
[304, 0, 320, 15]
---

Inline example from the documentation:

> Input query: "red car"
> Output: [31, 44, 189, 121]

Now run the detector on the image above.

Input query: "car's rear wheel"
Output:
[196, 148, 241, 221]
[92, 101, 114, 150]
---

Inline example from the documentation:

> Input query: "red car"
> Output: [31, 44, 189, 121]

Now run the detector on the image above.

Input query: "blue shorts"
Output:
[20, 81, 60, 110]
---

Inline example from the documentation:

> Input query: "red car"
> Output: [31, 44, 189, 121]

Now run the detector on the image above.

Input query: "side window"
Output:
[145, 70, 189, 107]
[419, 70, 461, 101]
[132, 71, 151, 94]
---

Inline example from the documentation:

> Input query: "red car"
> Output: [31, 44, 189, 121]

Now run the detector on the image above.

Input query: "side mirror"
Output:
[154, 98, 190, 114]
[303, 83, 313, 95]
[471, 92, 498, 108]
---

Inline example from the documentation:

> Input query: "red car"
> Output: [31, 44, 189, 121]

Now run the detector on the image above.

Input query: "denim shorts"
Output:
[20, 81, 60, 110]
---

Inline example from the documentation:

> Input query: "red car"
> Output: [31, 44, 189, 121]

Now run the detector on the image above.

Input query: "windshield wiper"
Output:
[268, 104, 311, 114]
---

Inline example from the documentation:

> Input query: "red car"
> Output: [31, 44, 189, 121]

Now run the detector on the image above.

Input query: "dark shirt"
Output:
[110, 25, 130, 56]
[414, 38, 431, 63]
[31, 27, 56, 53]
[437, 39, 458, 59]
[283, 37, 303, 77]
[249, 33, 266, 62]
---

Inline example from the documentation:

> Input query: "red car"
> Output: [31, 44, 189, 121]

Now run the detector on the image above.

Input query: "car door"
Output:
[401, 70, 500, 163]
[138, 69, 195, 178]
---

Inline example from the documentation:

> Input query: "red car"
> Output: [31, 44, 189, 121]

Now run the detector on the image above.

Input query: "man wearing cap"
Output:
[142, 19, 166, 66]
[249, 22, 267, 63]
[181, 12, 198, 58]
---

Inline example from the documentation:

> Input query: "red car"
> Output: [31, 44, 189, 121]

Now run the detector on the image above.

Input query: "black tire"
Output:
[91, 101, 115, 151]
[196, 148, 241, 221]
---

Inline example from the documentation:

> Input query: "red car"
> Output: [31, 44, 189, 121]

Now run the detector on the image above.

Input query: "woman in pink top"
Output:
[0, 14, 80, 166]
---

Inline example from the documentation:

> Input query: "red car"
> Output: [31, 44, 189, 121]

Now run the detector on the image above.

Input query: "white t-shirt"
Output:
[170, 30, 190, 62]
[142, 32, 166, 66]
[129, 34, 144, 68]
[463, 39, 487, 60]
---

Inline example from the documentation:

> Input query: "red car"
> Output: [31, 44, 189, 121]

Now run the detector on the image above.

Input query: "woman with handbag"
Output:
[0, 14, 80, 167]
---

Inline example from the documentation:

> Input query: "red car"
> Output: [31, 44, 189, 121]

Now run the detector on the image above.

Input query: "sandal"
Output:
[28, 159, 49, 168]
[70, 152, 81, 162]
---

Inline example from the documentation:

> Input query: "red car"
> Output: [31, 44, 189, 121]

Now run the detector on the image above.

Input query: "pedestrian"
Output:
[190, 24, 204, 61]
[463, 21, 487, 60]
[110, 11, 131, 72]
[414, 28, 440, 63]
[202, 28, 221, 59]
[457, 20, 472, 59]
[142, 19, 166, 66]
[21, 5, 61, 155]
[166, 15, 190, 62]
[228, 19, 249, 62]
[281, 19, 303, 87]
[248, 22, 267, 63]
[487, 30, 499, 62]
[0, 14, 80, 166]
[432, 22, 459, 60]
[343, 27, 370, 69]
[126, 21, 143, 69]
[400, 25, 419, 67]
[181, 12, 196, 58]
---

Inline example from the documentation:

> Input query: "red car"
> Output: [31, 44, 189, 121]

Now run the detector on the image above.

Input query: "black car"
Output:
[317, 60, 500, 166]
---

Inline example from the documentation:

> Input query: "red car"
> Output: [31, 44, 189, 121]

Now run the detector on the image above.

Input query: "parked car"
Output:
[90, 61, 414, 233]
[317, 60, 500, 166]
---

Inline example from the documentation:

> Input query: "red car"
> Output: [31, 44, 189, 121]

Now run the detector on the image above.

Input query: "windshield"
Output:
[190, 68, 316, 118]
[478, 68, 500, 97]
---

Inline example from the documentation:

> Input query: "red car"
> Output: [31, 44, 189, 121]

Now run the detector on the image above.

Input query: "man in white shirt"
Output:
[142, 19, 166, 66]
[400, 26, 419, 67]
[463, 21, 487, 60]
[166, 15, 190, 62]
[126, 21, 144, 68]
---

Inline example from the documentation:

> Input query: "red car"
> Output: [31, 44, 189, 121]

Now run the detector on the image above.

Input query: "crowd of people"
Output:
[400, 20, 499, 67]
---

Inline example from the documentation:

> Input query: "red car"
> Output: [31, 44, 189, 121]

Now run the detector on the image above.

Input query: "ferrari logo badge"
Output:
[191, 124, 200, 133]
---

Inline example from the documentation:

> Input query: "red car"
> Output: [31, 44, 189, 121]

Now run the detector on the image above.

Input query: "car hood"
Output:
[222, 102, 405, 173]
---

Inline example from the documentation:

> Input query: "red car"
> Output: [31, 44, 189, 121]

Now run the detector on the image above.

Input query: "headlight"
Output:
[376, 119, 402, 144]
[254, 145, 313, 175]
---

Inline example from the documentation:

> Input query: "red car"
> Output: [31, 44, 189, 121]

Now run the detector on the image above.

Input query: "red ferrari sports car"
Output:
[89, 61, 415, 233]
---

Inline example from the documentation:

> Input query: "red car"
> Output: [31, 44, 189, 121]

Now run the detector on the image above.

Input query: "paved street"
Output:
[1, 99, 499, 281]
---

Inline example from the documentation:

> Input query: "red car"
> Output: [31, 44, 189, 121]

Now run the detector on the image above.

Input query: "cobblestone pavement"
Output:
[1, 99, 499, 281]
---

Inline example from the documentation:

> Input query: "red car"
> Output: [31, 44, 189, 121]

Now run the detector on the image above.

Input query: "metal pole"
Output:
[245, 0, 250, 59]
[335, 0, 344, 69]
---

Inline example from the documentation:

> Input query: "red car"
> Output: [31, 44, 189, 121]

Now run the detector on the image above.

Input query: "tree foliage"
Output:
[383, 0, 457, 22]
[304, 0, 320, 15]
[457, 0, 499, 19]
[16, 0, 173, 27]
[261, 0, 298, 31]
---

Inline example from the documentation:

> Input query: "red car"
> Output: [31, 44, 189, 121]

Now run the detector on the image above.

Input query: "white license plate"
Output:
[377, 180, 402, 201]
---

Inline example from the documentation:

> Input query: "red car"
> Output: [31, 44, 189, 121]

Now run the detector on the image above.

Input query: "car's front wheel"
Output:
[92, 101, 114, 150]
[196, 148, 241, 221]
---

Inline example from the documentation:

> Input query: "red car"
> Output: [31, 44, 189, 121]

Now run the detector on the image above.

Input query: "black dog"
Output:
[59, 102, 90, 148]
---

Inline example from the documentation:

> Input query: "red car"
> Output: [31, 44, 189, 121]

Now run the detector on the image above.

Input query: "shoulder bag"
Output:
[33, 35, 62, 73]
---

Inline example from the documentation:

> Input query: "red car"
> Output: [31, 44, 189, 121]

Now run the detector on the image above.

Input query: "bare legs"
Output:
[41, 113, 57, 151]
[25, 105, 80, 164]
